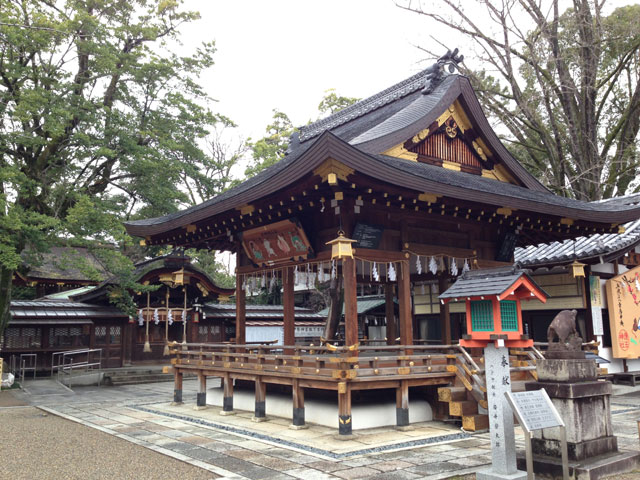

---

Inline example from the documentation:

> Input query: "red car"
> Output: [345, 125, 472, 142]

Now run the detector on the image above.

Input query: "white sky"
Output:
[183, 0, 638, 142]
[185, 0, 446, 140]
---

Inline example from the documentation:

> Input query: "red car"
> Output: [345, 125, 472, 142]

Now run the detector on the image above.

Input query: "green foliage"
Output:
[245, 91, 360, 178]
[11, 285, 36, 300]
[0, 0, 239, 333]
[245, 110, 294, 178]
[317, 89, 360, 117]
[186, 249, 235, 289]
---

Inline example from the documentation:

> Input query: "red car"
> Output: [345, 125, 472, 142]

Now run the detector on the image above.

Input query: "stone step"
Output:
[104, 373, 173, 386]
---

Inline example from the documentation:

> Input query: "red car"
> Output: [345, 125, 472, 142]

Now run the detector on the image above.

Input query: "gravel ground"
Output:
[0, 407, 217, 480]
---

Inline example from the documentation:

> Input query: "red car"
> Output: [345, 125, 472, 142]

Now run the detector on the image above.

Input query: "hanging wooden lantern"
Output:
[570, 259, 586, 278]
[326, 230, 357, 260]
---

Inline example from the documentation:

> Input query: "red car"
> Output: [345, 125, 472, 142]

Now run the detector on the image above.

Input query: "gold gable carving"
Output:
[380, 99, 521, 186]
[313, 158, 355, 182]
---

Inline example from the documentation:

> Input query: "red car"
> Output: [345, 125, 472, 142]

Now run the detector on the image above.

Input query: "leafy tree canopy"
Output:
[245, 90, 361, 178]
[0, 0, 238, 333]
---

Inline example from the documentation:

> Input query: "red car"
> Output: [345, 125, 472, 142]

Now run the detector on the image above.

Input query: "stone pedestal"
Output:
[518, 358, 639, 479]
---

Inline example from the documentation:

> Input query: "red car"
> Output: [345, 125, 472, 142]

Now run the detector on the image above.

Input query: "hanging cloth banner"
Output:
[416, 255, 422, 275]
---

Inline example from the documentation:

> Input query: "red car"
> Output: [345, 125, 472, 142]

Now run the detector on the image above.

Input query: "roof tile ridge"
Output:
[298, 67, 437, 142]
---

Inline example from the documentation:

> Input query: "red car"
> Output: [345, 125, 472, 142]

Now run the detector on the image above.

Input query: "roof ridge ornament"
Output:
[422, 48, 464, 95]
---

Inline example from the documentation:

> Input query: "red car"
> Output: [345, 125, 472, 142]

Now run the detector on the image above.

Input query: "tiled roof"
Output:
[439, 266, 545, 299]
[10, 299, 126, 319]
[515, 195, 640, 266]
[202, 303, 325, 320]
[298, 67, 439, 142]
[316, 295, 393, 317]
[22, 246, 109, 282]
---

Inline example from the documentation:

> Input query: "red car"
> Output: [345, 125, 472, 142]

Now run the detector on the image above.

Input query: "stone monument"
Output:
[519, 310, 640, 479]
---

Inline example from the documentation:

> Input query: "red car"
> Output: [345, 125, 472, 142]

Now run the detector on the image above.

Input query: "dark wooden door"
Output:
[94, 324, 123, 368]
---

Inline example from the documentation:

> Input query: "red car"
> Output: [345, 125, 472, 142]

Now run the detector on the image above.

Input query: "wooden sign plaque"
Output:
[241, 219, 313, 267]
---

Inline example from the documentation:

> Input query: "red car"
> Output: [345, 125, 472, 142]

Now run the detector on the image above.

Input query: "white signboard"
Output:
[506, 389, 563, 432]
[592, 306, 604, 336]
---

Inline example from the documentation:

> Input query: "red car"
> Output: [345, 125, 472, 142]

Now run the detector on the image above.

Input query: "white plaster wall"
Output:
[246, 326, 283, 345]
[206, 387, 432, 429]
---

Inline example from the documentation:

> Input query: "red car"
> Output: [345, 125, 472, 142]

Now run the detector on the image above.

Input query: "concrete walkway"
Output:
[3, 379, 640, 479]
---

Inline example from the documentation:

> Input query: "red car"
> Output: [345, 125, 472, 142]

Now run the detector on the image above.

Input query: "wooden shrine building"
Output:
[124, 51, 640, 433]
[72, 252, 235, 363]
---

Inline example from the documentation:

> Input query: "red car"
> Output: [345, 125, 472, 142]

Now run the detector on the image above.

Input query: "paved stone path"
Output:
[4, 379, 640, 479]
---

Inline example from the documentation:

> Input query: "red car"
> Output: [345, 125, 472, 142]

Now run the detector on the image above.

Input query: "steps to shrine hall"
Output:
[102, 365, 192, 386]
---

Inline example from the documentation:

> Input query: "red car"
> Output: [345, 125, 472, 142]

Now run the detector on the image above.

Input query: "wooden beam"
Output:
[235, 274, 246, 345]
[338, 383, 352, 435]
[385, 284, 396, 346]
[396, 380, 409, 427]
[398, 261, 413, 347]
[196, 372, 207, 408]
[439, 276, 452, 345]
[404, 242, 476, 259]
[173, 369, 183, 404]
[292, 379, 305, 427]
[283, 266, 295, 354]
[343, 257, 359, 349]
[254, 377, 266, 419]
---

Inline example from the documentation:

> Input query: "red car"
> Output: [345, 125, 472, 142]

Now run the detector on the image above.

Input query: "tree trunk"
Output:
[322, 276, 343, 342]
[0, 266, 13, 339]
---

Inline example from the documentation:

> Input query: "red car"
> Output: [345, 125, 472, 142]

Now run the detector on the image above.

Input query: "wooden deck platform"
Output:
[166, 342, 500, 435]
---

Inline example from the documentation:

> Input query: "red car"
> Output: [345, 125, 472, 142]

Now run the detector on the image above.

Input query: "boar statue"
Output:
[547, 309, 584, 355]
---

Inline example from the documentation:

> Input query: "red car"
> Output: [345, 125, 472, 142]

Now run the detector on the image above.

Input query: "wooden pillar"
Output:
[123, 323, 133, 366]
[385, 284, 396, 345]
[396, 380, 409, 427]
[172, 369, 183, 404]
[582, 266, 596, 342]
[222, 372, 234, 414]
[196, 372, 206, 408]
[338, 382, 352, 435]
[398, 262, 413, 346]
[439, 276, 452, 345]
[283, 266, 295, 354]
[254, 377, 266, 420]
[343, 257, 358, 348]
[292, 379, 305, 428]
[235, 274, 246, 345]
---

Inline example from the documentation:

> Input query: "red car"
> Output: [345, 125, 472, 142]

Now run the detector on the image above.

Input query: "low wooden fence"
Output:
[166, 340, 603, 435]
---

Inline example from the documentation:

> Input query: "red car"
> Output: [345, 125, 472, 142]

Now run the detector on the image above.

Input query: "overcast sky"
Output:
[183, 0, 637, 144]
[184, 1, 449, 140]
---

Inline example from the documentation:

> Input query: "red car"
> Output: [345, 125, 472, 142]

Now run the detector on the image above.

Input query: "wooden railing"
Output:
[169, 342, 460, 382]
